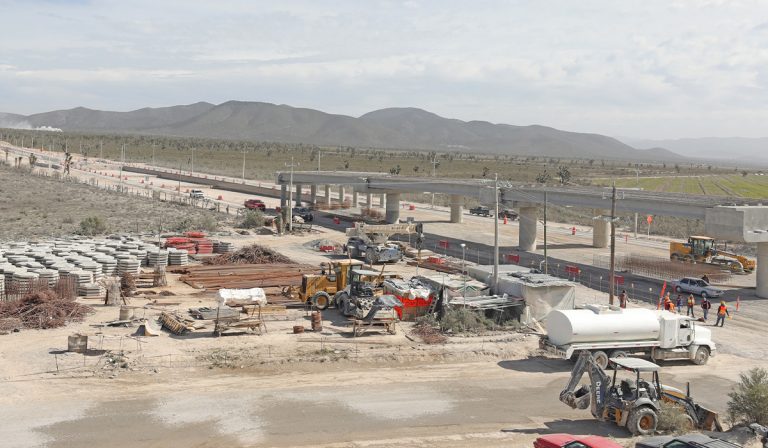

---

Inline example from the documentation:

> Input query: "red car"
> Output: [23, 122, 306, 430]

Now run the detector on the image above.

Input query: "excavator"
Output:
[560, 351, 722, 436]
[670, 236, 755, 274]
[345, 222, 417, 264]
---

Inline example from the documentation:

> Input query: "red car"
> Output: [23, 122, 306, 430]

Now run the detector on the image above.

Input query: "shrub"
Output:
[195, 215, 218, 232]
[728, 367, 768, 426]
[439, 308, 496, 334]
[239, 210, 265, 229]
[657, 402, 693, 434]
[78, 216, 107, 235]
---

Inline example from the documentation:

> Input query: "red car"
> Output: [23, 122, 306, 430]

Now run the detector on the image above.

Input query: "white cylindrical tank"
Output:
[547, 307, 661, 346]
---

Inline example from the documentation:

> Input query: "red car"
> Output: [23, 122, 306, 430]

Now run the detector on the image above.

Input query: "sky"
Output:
[0, 0, 767, 139]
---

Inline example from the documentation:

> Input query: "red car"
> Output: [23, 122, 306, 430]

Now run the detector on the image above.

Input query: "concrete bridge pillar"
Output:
[339, 186, 346, 206]
[310, 185, 317, 206]
[450, 194, 463, 223]
[294, 183, 303, 206]
[385, 193, 401, 223]
[280, 184, 288, 208]
[593, 209, 610, 248]
[366, 192, 373, 208]
[352, 190, 359, 207]
[378, 194, 385, 208]
[324, 185, 331, 206]
[757, 242, 768, 298]
[518, 206, 538, 252]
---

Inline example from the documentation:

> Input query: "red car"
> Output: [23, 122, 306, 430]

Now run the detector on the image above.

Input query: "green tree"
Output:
[727, 367, 768, 425]
[557, 165, 572, 184]
[78, 216, 108, 236]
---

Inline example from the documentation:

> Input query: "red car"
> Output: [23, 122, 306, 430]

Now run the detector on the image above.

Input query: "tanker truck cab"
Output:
[654, 313, 715, 365]
[539, 305, 715, 369]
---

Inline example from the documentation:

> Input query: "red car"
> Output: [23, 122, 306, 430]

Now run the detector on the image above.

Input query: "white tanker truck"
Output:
[539, 304, 715, 369]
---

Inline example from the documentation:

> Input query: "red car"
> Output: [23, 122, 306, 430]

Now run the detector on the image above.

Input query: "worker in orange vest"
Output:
[686, 294, 696, 318]
[715, 301, 730, 327]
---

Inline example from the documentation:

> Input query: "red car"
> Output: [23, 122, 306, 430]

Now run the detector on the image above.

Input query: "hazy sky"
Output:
[1, 0, 767, 139]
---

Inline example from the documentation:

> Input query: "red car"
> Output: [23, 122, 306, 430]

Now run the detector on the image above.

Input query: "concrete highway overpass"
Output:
[276, 171, 768, 298]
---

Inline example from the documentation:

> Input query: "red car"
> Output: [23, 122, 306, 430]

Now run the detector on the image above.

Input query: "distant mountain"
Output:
[2, 101, 684, 161]
[622, 137, 768, 165]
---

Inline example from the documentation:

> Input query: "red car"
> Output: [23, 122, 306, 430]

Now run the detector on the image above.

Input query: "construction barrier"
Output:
[505, 254, 520, 264]
[438, 240, 449, 249]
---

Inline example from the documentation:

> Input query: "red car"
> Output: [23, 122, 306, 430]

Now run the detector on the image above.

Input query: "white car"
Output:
[671, 277, 724, 299]
[189, 189, 205, 199]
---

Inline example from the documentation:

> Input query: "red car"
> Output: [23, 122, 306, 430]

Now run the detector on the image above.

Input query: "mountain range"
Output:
[0, 101, 683, 161]
[622, 137, 768, 165]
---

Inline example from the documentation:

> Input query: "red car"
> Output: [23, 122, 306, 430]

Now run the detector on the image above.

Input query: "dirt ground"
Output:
[1, 144, 768, 447]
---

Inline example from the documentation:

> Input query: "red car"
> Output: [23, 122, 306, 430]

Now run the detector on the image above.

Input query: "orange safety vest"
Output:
[687, 296, 695, 306]
[717, 305, 727, 316]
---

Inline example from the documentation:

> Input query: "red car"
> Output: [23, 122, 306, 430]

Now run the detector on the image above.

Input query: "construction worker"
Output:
[686, 294, 696, 318]
[701, 297, 712, 321]
[664, 296, 674, 312]
[619, 289, 628, 308]
[701, 274, 711, 284]
[676, 294, 684, 314]
[715, 301, 730, 327]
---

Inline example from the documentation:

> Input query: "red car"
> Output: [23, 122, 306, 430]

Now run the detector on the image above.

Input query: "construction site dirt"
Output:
[1, 148, 767, 447]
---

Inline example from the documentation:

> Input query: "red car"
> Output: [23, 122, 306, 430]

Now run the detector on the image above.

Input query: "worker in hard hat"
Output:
[715, 301, 730, 327]
[686, 294, 696, 318]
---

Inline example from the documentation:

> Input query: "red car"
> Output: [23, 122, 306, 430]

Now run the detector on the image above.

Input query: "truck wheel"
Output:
[592, 351, 609, 370]
[628, 407, 658, 436]
[693, 347, 710, 365]
[610, 350, 628, 359]
[311, 292, 331, 310]
[335, 293, 350, 315]
[671, 254, 680, 261]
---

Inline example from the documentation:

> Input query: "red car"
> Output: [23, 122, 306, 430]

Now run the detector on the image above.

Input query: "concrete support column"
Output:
[294, 183, 303, 206]
[280, 184, 288, 208]
[352, 190, 359, 207]
[385, 193, 401, 223]
[310, 185, 317, 206]
[592, 209, 610, 248]
[449, 194, 463, 223]
[757, 242, 768, 298]
[339, 186, 346, 206]
[518, 206, 538, 252]
[366, 193, 373, 208]
[378, 194, 385, 208]
[324, 185, 331, 206]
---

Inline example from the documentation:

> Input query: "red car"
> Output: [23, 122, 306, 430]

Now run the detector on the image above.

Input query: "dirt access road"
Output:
[2, 352, 764, 448]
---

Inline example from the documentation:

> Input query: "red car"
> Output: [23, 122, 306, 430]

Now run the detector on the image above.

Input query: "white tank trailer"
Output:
[539, 304, 715, 368]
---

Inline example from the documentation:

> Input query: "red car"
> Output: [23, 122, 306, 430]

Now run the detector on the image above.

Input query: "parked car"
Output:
[635, 433, 742, 448]
[292, 207, 314, 222]
[244, 198, 266, 211]
[498, 209, 519, 220]
[534, 434, 623, 448]
[469, 206, 491, 217]
[189, 189, 205, 199]
[671, 277, 724, 299]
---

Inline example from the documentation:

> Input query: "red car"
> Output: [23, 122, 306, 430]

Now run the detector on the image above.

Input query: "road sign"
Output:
[646, 215, 653, 224]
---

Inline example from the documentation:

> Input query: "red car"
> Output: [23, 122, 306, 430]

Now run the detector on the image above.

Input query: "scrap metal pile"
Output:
[0, 289, 93, 331]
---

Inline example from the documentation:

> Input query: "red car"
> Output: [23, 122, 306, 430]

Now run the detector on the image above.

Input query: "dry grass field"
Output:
[0, 163, 223, 241]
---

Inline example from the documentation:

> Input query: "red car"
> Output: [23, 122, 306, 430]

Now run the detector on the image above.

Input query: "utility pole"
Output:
[242, 148, 246, 182]
[152, 144, 155, 166]
[609, 183, 617, 305]
[317, 150, 322, 171]
[543, 191, 548, 274]
[100, 140, 103, 160]
[285, 157, 298, 232]
[634, 168, 639, 238]
[492, 173, 499, 292]
[119, 143, 125, 192]
[191, 148, 195, 175]
[430, 154, 439, 209]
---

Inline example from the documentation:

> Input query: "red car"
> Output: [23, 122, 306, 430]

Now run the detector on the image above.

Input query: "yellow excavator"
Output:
[670, 236, 755, 274]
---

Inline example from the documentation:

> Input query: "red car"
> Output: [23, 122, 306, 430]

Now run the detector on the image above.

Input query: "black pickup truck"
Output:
[469, 206, 491, 217]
